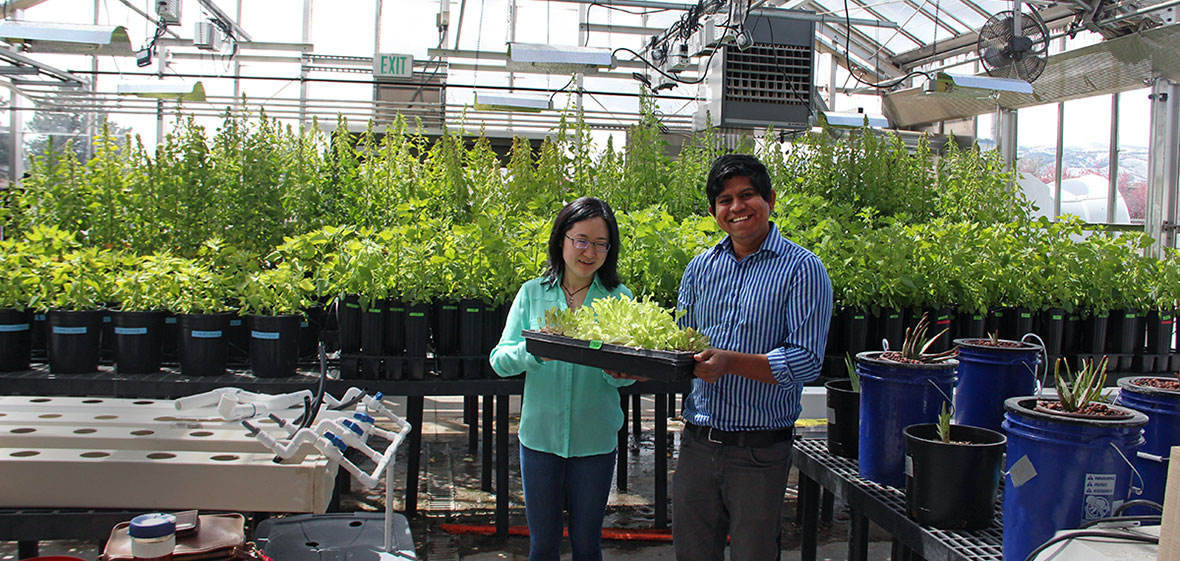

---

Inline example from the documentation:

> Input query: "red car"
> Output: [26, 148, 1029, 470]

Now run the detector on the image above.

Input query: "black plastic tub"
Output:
[522, 330, 696, 381]
[111, 310, 166, 374]
[0, 308, 33, 372]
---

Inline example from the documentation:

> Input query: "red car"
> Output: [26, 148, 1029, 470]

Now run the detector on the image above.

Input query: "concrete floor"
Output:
[1, 394, 891, 561]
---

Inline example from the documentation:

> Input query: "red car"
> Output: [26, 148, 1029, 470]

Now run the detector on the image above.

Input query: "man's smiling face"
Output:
[710, 175, 775, 250]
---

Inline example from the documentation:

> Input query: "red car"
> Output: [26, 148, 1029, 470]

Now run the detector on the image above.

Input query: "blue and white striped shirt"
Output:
[677, 223, 833, 431]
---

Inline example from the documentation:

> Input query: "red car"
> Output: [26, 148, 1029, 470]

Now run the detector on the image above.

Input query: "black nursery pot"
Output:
[404, 303, 430, 381]
[955, 310, 986, 340]
[178, 313, 230, 377]
[841, 308, 870, 355]
[360, 301, 385, 380]
[824, 378, 859, 459]
[482, 303, 507, 378]
[1106, 309, 1143, 355]
[1079, 312, 1109, 356]
[904, 423, 1006, 530]
[878, 308, 903, 351]
[1146, 309, 1174, 355]
[1038, 308, 1066, 357]
[248, 314, 301, 379]
[47, 309, 103, 374]
[435, 300, 461, 380]
[297, 305, 323, 360]
[335, 295, 363, 354]
[111, 310, 166, 374]
[226, 316, 249, 362]
[383, 300, 406, 381]
[0, 308, 33, 372]
[459, 299, 484, 380]
[1009, 307, 1034, 339]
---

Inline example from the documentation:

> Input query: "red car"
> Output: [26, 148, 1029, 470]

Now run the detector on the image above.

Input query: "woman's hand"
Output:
[606, 370, 649, 381]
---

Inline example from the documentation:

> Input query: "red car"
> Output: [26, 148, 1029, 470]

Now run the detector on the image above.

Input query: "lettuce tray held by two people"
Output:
[520, 295, 708, 382]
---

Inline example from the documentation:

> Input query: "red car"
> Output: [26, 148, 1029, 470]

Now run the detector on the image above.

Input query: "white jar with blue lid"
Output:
[129, 513, 176, 561]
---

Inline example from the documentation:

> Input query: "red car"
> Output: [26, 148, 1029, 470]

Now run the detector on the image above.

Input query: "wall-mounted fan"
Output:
[977, 6, 1050, 82]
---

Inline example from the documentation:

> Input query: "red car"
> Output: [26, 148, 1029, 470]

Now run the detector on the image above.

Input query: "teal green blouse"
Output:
[490, 274, 635, 458]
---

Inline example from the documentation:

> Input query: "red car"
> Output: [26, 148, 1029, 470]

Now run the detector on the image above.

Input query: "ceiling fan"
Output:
[977, 1, 1050, 83]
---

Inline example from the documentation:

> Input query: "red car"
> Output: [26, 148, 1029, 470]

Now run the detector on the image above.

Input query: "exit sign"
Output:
[374, 53, 413, 79]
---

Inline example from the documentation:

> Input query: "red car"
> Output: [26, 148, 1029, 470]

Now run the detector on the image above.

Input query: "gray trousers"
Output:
[672, 428, 793, 561]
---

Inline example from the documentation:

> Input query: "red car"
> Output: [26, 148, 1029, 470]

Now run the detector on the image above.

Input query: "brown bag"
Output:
[101, 513, 246, 561]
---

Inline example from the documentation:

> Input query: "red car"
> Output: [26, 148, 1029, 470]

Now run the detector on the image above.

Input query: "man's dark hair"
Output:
[543, 196, 622, 290]
[705, 154, 773, 210]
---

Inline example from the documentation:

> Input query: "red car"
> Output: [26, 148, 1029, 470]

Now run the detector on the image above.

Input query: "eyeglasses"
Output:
[565, 234, 610, 253]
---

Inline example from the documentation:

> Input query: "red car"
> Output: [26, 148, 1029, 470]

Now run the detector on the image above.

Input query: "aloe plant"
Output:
[844, 352, 861, 392]
[1052, 356, 1110, 413]
[936, 402, 953, 443]
[883, 312, 956, 363]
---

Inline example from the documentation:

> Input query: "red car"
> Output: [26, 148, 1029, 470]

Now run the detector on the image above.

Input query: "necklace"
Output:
[562, 282, 591, 307]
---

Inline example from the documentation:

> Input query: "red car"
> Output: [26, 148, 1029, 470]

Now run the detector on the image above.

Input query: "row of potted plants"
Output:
[823, 315, 1177, 561]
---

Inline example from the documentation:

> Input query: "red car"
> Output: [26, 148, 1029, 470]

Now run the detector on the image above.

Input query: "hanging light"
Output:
[0, 20, 134, 56]
[116, 81, 206, 101]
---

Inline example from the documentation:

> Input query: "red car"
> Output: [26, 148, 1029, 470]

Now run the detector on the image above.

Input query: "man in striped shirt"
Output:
[672, 154, 833, 561]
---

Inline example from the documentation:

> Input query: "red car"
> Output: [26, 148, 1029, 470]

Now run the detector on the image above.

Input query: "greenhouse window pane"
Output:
[1016, 103, 1059, 219]
[1117, 88, 1151, 225]
[1060, 95, 1115, 223]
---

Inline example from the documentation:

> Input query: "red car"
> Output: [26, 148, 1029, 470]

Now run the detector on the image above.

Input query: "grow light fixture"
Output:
[473, 92, 551, 112]
[816, 110, 889, 129]
[923, 72, 1033, 97]
[116, 81, 206, 101]
[0, 20, 134, 56]
[506, 42, 614, 73]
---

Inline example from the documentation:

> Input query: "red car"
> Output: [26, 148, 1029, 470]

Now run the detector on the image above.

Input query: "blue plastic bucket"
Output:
[856, 351, 957, 488]
[1115, 376, 1180, 513]
[1001, 396, 1147, 561]
[952, 338, 1040, 432]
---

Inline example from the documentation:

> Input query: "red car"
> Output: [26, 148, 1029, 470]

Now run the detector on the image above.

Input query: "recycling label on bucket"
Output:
[1082, 473, 1117, 520]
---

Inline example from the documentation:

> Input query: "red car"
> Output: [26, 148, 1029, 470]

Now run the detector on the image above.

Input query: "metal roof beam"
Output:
[0, 48, 85, 85]
[847, 0, 925, 46]
[815, 21, 904, 78]
[899, 0, 968, 37]
[813, 33, 893, 83]
[890, 3, 1079, 69]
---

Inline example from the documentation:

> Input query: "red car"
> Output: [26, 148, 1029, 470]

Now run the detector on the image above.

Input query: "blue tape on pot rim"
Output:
[114, 327, 148, 336]
[0, 323, 30, 332]
[191, 330, 222, 338]
[251, 330, 280, 340]
[129, 513, 176, 538]
[52, 326, 87, 335]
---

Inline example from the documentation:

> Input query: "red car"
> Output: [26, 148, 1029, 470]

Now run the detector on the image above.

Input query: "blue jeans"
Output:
[519, 445, 617, 561]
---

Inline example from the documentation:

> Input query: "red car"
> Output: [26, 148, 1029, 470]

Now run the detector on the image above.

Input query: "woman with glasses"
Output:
[490, 196, 634, 561]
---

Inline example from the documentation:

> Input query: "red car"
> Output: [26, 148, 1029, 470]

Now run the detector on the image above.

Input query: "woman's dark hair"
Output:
[543, 196, 622, 290]
[705, 154, 773, 210]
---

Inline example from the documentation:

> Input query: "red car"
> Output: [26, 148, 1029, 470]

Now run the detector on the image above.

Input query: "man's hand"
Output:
[693, 348, 730, 383]
[607, 370, 649, 381]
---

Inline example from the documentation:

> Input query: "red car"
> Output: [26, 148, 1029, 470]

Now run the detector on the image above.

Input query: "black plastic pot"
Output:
[824, 378, 859, 459]
[298, 305, 323, 360]
[827, 311, 844, 356]
[925, 308, 953, 353]
[1038, 308, 1066, 357]
[47, 309, 103, 374]
[360, 301, 385, 380]
[841, 307, 870, 355]
[111, 310, 166, 374]
[100, 308, 115, 362]
[877, 308, 903, 351]
[1010, 306, 1034, 339]
[986, 307, 1007, 339]
[178, 313, 231, 377]
[226, 316, 249, 362]
[0, 308, 33, 372]
[1079, 311, 1109, 356]
[1107, 309, 1143, 355]
[435, 300, 461, 380]
[248, 314, 301, 378]
[460, 299, 483, 380]
[335, 295, 362, 354]
[482, 302, 507, 378]
[955, 310, 986, 340]
[404, 302, 429, 380]
[1146, 309, 1174, 355]
[162, 313, 179, 360]
[383, 300, 405, 381]
[30, 311, 47, 355]
[904, 423, 1006, 530]
[1061, 311, 1081, 356]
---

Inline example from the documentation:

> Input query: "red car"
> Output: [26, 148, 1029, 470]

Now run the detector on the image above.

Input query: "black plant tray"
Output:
[522, 330, 696, 381]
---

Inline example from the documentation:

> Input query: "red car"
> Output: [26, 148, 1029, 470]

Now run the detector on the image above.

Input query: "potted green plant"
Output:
[110, 253, 188, 374]
[1002, 357, 1148, 561]
[0, 238, 39, 372]
[32, 247, 111, 374]
[172, 259, 234, 377]
[856, 312, 958, 488]
[903, 403, 1006, 529]
[237, 263, 314, 378]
